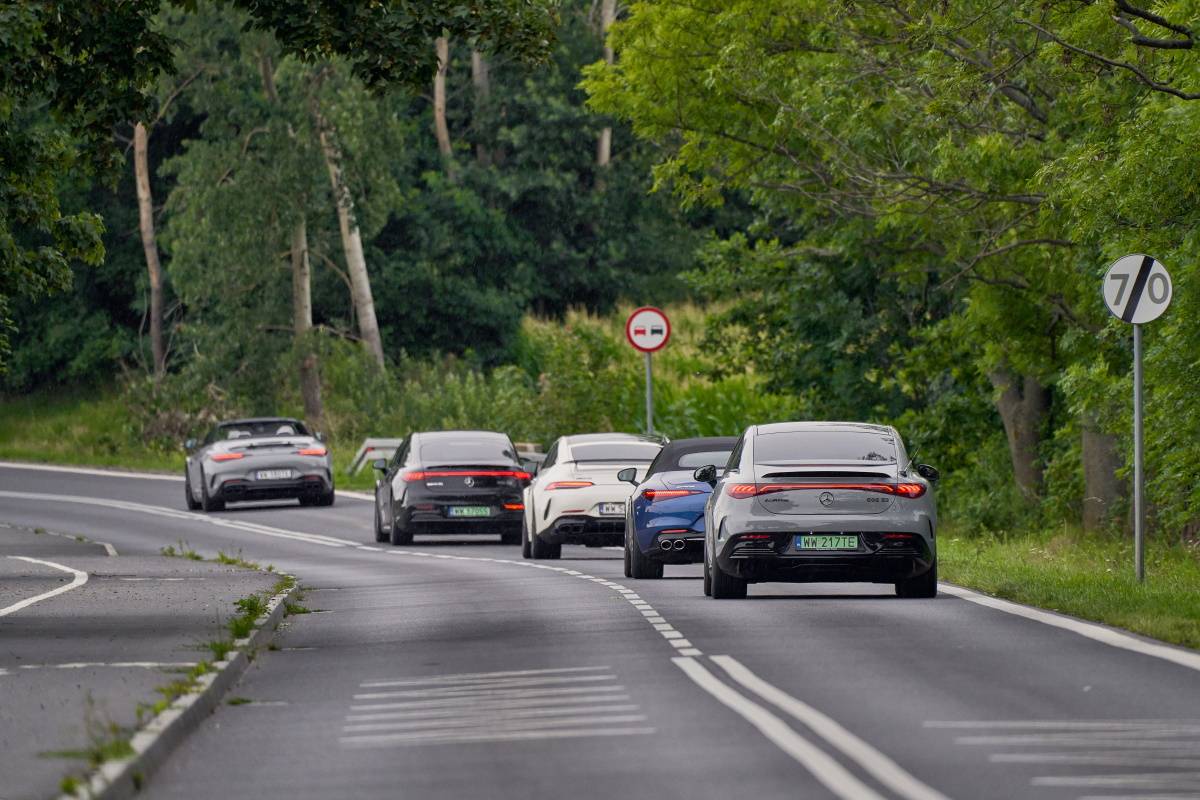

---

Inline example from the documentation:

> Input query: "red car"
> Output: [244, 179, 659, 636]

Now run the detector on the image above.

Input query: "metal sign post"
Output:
[625, 306, 671, 436]
[1101, 254, 1173, 583]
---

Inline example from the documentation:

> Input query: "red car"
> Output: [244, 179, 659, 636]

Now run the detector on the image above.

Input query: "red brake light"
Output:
[503, 502, 524, 511]
[212, 453, 244, 462]
[752, 482, 927, 499]
[546, 481, 594, 490]
[642, 489, 701, 501]
[740, 534, 774, 540]
[726, 483, 760, 498]
[892, 483, 926, 498]
[403, 470, 531, 481]
[297, 447, 327, 456]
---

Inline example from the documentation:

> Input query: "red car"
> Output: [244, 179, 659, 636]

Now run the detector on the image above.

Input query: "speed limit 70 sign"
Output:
[1103, 254, 1172, 324]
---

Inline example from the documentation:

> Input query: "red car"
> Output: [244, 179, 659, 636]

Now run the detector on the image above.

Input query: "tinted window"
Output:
[217, 420, 308, 439]
[570, 443, 661, 462]
[420, 437, 515, 463]
[677, 450, 733, 469]
[754, 431, 896, 464]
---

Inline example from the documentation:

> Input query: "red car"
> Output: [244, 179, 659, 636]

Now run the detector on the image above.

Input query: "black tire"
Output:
[317, 488, 336, 507]
[521, 516, 533, 559]
[710, 559, 747, 599]
[629, 535, 663, 579]
[896, 561, 938, 598]
[184, 473, 201, 511]
[389, 508, 413, 546]
[622, 532, 633, 578]
[200, 473, 224, 513]
[373, 504, 388, 543]
[702, 551, 712, 597]
[530, 527, 561, 560]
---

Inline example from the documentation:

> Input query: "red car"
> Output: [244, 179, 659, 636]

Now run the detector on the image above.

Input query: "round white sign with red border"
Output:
[625, 307, 671, 353]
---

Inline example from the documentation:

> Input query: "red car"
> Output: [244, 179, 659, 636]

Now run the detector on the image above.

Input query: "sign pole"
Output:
[1133, 323, 1145, 583]
[644, 351, 654, 435]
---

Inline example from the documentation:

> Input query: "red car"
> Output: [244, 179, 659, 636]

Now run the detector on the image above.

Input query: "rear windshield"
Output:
[420, 438, 516, 463]
[218, 420, 308, 440]
[754, 431, 896, 464]
[649, 448, 734, 475]
[570, 443, 661, 463]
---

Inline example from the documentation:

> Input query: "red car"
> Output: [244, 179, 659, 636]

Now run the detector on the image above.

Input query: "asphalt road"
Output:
[2, 462, 1199, 800]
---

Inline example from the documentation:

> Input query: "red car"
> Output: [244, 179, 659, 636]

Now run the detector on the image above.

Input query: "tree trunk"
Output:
[1081, 415, 1124, 532]
[471, 50, 491, 166]
[290, 218, 324, 427]
[311, 100, 386, 369]
[133, 121, 165, 379]
[989, 369, 1049, 499]
[594, 0, 616, 189]
[434, 37, 453, 160]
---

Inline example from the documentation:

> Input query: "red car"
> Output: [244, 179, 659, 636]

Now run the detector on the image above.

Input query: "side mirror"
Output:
[616, 467, 638, 485]
[372, 458, 388, 471]
[184, 439, 197, 452]
[916, 464, 940, 482]
[693, 464, 718, 485]
[315, 431, 326, 442]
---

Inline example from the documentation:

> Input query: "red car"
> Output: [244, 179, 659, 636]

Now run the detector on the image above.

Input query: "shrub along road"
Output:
[1, 463, 1199, 799]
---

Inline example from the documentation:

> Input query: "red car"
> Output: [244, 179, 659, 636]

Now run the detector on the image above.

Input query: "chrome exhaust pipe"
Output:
[673, 539, 686, 551]
[659, 540, 673, 551]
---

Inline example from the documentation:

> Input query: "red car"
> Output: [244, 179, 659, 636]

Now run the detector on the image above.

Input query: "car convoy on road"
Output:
[183, 418, 941, 598]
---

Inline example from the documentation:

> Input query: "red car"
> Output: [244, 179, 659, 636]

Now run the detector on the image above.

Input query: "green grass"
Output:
[0, 389, 181, 472]
[940, 525, 1200, 650]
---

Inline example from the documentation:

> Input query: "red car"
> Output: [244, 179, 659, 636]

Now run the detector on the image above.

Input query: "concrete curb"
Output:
[62, 577, 300, 800]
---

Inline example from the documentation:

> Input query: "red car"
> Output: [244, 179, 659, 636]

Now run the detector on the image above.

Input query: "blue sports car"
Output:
[619, 436, 737, 579]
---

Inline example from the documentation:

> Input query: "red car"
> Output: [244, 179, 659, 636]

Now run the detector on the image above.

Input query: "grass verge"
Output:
[940, 525, 1200, 650]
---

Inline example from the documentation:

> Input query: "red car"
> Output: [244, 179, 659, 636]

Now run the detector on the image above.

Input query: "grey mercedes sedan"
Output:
[697, 421, 939, 599]
[184, 417, 334, 512]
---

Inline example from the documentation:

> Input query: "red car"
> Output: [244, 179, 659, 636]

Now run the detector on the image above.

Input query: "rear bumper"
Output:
[216, 474, 331, 502]
[715, 531, 933, 583]
[641, 531, 704, 564]
[396, 505, 522, 535]
[540, 515, 624, 547]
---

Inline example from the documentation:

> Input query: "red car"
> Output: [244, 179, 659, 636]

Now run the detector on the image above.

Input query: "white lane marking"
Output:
[711, 655, 950, 800]
[347, 698, 634, 721]
[0, 556, 89, 617]
[0, 461, 180, 481]
[678, 648, 702, 657]
[926, 720, 1200, 730]
[354, 681, 620, 702]
[0, 491, 356, 549]
[669, 639, 694, 649]
[673, 656, 887, 800]
[340, 725, 655, 748]
[12, 661, 196, 671]
[100, 541, 118, 556]
[941, 583, 1200, 675]
[349, 691, 630, 713]
[360, 665, 609, 688]
[343, 713, 649, 734]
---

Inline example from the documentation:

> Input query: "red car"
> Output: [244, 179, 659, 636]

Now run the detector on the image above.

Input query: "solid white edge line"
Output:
[0, 461, 374, 501]
[0, 460, 180, 481]
[1, 556, 89, 617]
[672, 656, 887, 800]
[939, 583, 1200, 675]
[711, 655, 950, 800]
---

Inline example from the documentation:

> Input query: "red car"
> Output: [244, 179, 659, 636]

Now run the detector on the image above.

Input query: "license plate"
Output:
[599, 502, 624, 516]
[448, 506, 491, 518]
[795, 534, 858, 551]
[255, 469, 292, 481]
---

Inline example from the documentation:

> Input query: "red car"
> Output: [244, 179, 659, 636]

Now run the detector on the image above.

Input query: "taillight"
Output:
[642, 489, 701, 501]
[212, 453, 244, 462]
[546, 481, 594, 490]
[296, 447, 327, 456]
[503, 502, 524, 511]
[740, 534, 774, 541]
[403, 469, 531, 481]
[733, 482, 926, 498]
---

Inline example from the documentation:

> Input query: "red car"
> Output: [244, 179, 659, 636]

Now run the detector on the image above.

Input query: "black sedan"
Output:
[373, 430, 531, 545]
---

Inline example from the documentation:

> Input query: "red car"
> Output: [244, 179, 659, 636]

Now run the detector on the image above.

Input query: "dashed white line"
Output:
[0, 556, 89, 618]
